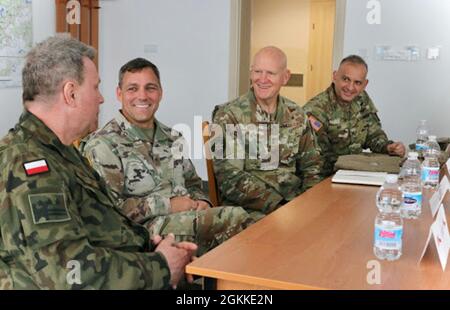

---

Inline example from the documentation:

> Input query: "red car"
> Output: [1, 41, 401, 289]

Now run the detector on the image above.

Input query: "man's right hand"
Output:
[154, 233, 198, 289]
[387, 142, 406, 158]
[170, 196, 197, 213]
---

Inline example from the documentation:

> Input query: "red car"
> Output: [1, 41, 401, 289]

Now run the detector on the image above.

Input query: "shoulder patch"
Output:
[23, 159, 50, 176]
[308, 115, 323, 132]
[28, 193, 71, 224]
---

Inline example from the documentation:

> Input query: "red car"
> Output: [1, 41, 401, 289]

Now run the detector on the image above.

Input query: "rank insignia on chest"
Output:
[308, 115, 323, 132]
[23, 159, 50, 176]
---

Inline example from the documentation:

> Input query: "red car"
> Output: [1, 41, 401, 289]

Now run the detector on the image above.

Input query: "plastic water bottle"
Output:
[373, 175, 403, 261]
[415, 120, 429, 157]
[421, 135, 441, 189]
[399, 152, 422, 219]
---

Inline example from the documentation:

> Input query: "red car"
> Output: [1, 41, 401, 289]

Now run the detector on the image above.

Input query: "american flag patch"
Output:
[308, 115, 322, 132]
[23, 159, 50, 176]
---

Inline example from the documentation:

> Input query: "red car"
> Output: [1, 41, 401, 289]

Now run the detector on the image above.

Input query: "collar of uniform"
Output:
[114, 111, 173, 144]
[327, 83, 341, 108]
[114, 111, 152, 142]
[248, 88, 285, 123]
[153, 119, 175, 144]
[19, 110, 84, 165]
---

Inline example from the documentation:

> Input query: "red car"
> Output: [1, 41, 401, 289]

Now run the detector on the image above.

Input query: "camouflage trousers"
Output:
[246, 209, 266, 221]
[144, 206, 253, 256]
[0, 259, 13, 289]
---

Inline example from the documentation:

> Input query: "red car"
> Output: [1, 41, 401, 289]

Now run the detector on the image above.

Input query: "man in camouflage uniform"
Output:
[0, 36, 197, 289]
[211, 46, 323, 216]
[303, 55, 405, 177]
[81, 58, 252, 256]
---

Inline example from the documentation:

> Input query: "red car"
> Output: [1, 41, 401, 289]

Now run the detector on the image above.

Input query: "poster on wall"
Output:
[0, 0, 33, 88]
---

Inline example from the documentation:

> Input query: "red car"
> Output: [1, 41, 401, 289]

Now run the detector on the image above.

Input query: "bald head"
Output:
[252, 46, 287, 71]
[250, 46, 290, 110]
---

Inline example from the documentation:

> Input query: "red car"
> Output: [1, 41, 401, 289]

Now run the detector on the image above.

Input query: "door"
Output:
[306, 0, 336, 101]
[55, 0, 99, 68]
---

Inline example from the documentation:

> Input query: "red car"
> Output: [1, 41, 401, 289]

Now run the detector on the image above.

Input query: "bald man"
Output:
[211, 46, 322, 218]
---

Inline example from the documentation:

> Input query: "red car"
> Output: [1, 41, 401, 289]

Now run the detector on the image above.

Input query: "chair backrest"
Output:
[202, 121, 220, 207]
[73, 139, 81, 149]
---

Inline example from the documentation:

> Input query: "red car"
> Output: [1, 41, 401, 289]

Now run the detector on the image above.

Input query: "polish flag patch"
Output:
[23, 159, 50, 176]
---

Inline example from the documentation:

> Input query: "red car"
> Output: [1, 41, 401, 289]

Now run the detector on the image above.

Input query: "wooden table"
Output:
[186, 178, 450, 289]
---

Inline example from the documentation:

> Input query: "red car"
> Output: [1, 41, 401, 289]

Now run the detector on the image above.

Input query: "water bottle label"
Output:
[374, 226, 403, 250]
[416, 143, 427, 151]
[421, 167, 440, 183]
[402, 191, 422, 212]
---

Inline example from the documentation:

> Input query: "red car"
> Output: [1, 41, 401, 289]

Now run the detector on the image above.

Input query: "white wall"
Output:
[99, 0, 232, 179]
[342, 0, 450, 146]
[0, 0, 55, 136]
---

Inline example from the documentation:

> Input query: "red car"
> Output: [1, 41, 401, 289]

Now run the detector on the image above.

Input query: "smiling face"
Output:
[332, 62, 368, 103]
[116, 67, 162, 128]
[250, 47, 290, 108]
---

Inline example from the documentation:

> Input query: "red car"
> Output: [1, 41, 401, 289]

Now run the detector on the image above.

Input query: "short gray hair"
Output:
[340, 55, 368, 71]
[22, 35, 96, 102]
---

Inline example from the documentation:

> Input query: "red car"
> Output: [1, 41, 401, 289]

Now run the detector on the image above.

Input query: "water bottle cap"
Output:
[429, 135, 437, 141]
[385, 175, 398, 183]
[408, 151, 418, 159]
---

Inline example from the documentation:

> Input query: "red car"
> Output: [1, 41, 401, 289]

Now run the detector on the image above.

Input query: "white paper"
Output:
[430, 193, 442, 218]
[331, 170, 388, 186]
[429, 176, 449, 218]
[431, 205, 450, 271]
[418, 228, 433, 265]
[440, 176, 450, 195]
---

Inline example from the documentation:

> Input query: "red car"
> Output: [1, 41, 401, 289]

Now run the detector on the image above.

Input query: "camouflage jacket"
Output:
[211, 90, 322, 214]
[0, 111, 170, 289]
[303, 84, 393, 177]
[81, 112, 209, 224]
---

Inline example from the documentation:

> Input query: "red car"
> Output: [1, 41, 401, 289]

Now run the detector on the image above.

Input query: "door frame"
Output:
[229, 0, 347, 100]
[228, 0, 251, 100]
[333, 0, 346, 69]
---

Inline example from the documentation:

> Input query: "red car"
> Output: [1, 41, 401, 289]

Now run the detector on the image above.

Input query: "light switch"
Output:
[427, 47, 440, 60]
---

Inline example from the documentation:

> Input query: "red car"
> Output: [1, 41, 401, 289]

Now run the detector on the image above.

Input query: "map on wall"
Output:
[0, 0, 32, 88]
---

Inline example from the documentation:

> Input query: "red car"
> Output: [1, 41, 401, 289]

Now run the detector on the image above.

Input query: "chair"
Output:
[73, 139, 81, 149]
[202, 121, 220, 207]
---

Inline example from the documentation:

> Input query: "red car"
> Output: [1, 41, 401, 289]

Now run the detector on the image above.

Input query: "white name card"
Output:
[419, 204, 450, 271]
[430, 176, 450, 218]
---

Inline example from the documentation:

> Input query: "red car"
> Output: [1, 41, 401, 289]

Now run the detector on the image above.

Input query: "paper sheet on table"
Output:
[331, 170, 394, 186]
